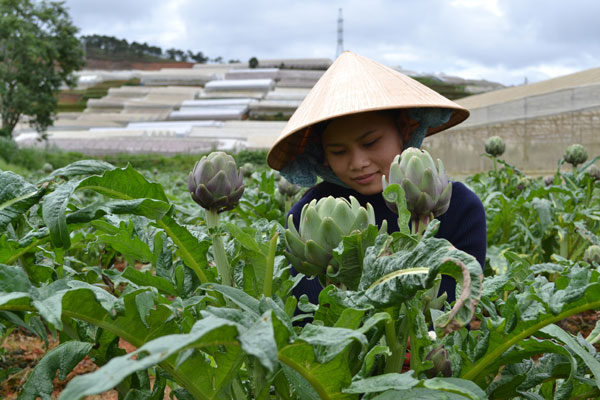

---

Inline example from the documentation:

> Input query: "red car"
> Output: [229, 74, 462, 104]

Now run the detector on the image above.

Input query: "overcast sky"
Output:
[63, 0, 600, 87]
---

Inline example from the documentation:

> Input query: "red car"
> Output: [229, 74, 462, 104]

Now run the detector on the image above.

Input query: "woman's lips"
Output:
[353, 173, 377, 184]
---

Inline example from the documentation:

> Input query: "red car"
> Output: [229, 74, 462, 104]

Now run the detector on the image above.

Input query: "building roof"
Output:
[457, 66, 600, 109]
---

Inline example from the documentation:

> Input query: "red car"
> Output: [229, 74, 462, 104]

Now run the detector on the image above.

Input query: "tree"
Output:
[189, 50, 208, 64]
[166, 48, 177, 60]
[0, 0, 85, 139]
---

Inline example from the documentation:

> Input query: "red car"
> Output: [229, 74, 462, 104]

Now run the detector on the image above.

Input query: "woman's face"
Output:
[321, 111, 404, 195]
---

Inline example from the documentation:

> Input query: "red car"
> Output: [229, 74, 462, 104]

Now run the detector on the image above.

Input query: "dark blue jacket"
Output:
[288, 181, 486, 305]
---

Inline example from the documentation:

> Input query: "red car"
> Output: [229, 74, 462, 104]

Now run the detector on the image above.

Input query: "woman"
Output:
[266, 51, 486, 306]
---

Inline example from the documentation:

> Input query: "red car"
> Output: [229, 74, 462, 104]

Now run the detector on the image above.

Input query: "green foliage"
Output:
[0, 137, 18, 163]
[0, 0, 85, 138]
[412, 77, 469, 100]
[0, 150, 598, 399]
[57, 78, 141, 113]
[4, 146, 269, 177]
[467, 155, 600, 268]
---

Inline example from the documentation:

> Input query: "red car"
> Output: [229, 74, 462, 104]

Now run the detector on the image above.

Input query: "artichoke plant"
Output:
[42, 162, 54, 174]
[188, 152, 245, 287]
[424, 346, 452, 378]
[484, 136, 505, 157]
[382, 148, 452, 235]
[584, 245, 600, 265]
[188, 152, 245, 213]
[563, 144, 588, 168]
[240, 162, 255, 178]
[544, 175, 555, 187]
[277, 177, 301, 197]
[285, 196, 376, 280]
[587, 164, 600, 181]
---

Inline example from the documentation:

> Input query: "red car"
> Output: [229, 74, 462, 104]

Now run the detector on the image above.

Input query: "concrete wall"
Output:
[424, 83, 600, 177]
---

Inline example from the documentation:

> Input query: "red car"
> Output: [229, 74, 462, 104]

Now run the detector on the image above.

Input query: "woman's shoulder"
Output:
[449, 181, 483, 208]
[438, 181, 485, 232]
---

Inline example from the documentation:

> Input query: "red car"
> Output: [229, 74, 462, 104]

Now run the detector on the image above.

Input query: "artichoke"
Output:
[240, 162, 255, 178]
[587, 164, 600, 181]
[188, 151, 245, 213]
[484, 136, 505, 157]
[41, 162, 54, 174]
[584, 245, 600, 265]
[544, 175, 555, 186]
[424, 346, 452, 378]
[563, 144, 588, 167]
[285, 196, 376, 276]
[382, 148, 452, 223]
[278, 177, 301, 197]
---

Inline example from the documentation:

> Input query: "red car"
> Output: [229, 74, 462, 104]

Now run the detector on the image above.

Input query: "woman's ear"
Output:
[323, 156, 329, 166]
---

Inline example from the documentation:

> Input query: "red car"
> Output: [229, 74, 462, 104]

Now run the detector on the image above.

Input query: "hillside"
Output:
[85, 57, 195, 71]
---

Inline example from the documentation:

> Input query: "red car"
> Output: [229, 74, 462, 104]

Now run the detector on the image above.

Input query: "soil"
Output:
[85, 58, 195, 71]
[0, 331, 135, 399]
[1, 312, 597, 397]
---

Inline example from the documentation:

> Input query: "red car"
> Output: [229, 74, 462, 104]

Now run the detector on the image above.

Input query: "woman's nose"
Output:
[349, 150, 370, 170]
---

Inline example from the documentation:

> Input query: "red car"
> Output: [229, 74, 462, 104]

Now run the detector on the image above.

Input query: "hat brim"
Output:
[266, 52, 470, 171]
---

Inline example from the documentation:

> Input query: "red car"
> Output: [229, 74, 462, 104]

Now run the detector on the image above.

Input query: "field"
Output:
[0, 145, 599, 399]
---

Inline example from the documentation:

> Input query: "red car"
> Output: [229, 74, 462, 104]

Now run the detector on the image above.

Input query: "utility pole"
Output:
[336, 8, 344, 58]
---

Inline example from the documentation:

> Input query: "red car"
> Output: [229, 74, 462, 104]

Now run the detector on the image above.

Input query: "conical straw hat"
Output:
[267, 51, 469, 171]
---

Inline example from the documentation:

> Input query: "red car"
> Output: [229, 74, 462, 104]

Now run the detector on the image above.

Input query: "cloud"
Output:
[62, 0, 600, 86]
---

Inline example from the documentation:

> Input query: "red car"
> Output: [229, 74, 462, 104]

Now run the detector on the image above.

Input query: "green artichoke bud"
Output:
[42, 162, 54, 174]
[285, 196, 375, 276]
[382, 148, 452, 220]
[278, 177, 301, 197]
[563, 144, 588, 167]
[484, 136, 505, 157]
[240, 162, 255, 178]
[587, 164, 600, 181]
[424, 346, 452, 378]
[584, 245, 600, 265]
[188, 151, 245, 213]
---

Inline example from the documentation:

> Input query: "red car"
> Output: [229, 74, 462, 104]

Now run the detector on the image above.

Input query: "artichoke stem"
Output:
[206, 209, 233, 287]
[263, 232, 278, 297]
[384, 307, 408, 374]
[412, 214, 432, 238]
[284, 197, 293, 215]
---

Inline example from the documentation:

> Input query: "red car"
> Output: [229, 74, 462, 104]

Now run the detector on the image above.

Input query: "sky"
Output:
[63, 0, 600, 87]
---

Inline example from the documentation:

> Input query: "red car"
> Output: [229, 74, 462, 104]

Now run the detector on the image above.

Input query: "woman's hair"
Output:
[311, 109, 417, 153]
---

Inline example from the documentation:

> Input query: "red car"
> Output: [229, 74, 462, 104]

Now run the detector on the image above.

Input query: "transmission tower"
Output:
[336, 8, 344, 58]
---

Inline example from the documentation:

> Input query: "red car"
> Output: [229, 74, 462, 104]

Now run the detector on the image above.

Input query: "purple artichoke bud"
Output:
[563, 144, 588, 167]
[587, 164, 600, 181]
[278, 177, 301, 197]
[188, 152, 245, 213]
[484, 136, 505, 157]
[584, 245, 600, 265]
[425, 346, 452, 378]
[544, 176, 555, 186]
[382, 148, 452, 220]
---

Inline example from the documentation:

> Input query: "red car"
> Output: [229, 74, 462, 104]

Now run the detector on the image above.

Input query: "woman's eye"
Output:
[364, 138, 379, 147]
[330, 150, 346, 156]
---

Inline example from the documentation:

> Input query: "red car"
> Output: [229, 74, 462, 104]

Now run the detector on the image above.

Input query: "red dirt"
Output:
[85, 58, 195, 71]
[1, 311, 597, 397]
